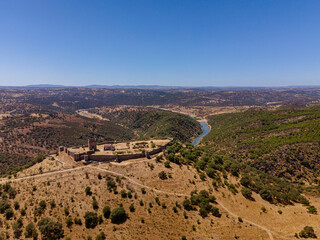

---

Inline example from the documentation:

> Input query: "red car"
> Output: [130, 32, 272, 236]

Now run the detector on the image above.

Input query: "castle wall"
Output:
[61, 138, 173, 163]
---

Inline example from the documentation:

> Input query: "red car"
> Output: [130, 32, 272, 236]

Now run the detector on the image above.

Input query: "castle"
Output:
[59, 138, 172, 163]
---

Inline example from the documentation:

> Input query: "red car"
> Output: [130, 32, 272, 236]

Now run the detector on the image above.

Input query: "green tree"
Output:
[84, 212, 98, 229]
[110, 207, 127, 224]
[12, 221, 23, 239]
[241, 188, 253, 200]
[38, 218, 64, 240]
[25, 222, 38, 239]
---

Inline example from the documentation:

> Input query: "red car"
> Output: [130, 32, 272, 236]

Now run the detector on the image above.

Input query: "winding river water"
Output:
[192, 121, 210, 146]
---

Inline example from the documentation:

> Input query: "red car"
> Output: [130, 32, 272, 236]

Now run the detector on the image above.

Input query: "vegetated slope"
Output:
[0, 144, 277, 240]
[0, 113, 133, 175]
[1, 141, 318, 240]
[87, 107, 202, 142]
[204, 107, 320, 183]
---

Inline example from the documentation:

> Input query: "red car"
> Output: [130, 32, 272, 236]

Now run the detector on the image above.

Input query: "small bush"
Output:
[66, 217, 73, 228]
[103, 206, 111, 219]
[158, 171, 168, 180]
[85, 186, 92, 196]
[129, 204, 135, 212]
[164, 161, 171, 168]
[307, 205, 317, 214]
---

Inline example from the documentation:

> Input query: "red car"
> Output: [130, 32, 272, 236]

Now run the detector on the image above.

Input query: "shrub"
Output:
[120, 190, 127, 198]
[199, 207, 208, 218]
[211, 207, 221, 217]
[129, 204, 135, 212]
[84, 212, 98, 229]
[74, 218, 82, 225]
[103, 206, 111, 219]
[158, 171, 167, 180]
[0, 199, 10, 214]
[20, 208, 26, 216]
[155, 197, 160, 205]
[14, 201, 19, 210]
[96, 232, 106, 240]
[39, 200, 46, 210]
[98, 215, 103, 224]
[183, 199, 192, 210]
[110, 207, 127, 224]
[141, 188, 146, 194]
[172, 206, 178, 213]
[38, 218, 64, 240]
[307, 205, 317, 214]
[199, 172, 206, 181]
[299, 226, 317, 238]
[66, 217, 73, 228]
[92, 199, 99, 210]
[259, 188, 272, 202]
[164, 161, 171, 168]
[127, 191, 132, 198]
[85, 186, 92, 196]
[12, 220, 23, 238]
[206, 168, 216, 178]
[25, 223, 38, 239]
[240, 175, 251, 187]
[64, 207, 70, 216]
[241, 188, 253, 200]
[156, 155, 163, 162]
[5, 208, 14, 220]
[107, 180, 117, 192]
[50, 200, 56, 209]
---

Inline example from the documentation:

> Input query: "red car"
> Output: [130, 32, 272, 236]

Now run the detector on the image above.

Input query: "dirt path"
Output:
[0, 164, 279, 240]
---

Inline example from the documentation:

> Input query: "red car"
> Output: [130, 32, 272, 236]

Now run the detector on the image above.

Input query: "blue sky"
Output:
[0, 0, 319, 87]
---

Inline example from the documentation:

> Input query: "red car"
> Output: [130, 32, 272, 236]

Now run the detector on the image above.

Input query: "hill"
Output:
[0, 110, 201, 176]
[86, 107, 202, 142]
[1, 140, 320, 239]
[203, 107, 320, 183]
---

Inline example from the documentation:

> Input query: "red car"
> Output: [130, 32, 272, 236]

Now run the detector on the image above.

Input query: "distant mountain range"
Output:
[0, 84, 319, 90]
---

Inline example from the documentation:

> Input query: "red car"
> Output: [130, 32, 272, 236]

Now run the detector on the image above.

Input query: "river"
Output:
[192, 121, 210, 146]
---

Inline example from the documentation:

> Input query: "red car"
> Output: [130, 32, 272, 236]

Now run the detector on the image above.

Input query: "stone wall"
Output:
[62, 139, 173, 163]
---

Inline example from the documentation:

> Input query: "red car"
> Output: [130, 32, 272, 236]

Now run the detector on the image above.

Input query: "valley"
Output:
[0, 88, 320, 239]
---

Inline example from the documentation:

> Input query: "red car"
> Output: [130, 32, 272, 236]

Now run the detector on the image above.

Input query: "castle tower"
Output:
[88, 138, 97, 151]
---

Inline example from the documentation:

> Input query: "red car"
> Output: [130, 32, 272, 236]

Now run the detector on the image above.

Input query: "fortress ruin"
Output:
[59, 138, 172, 163]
